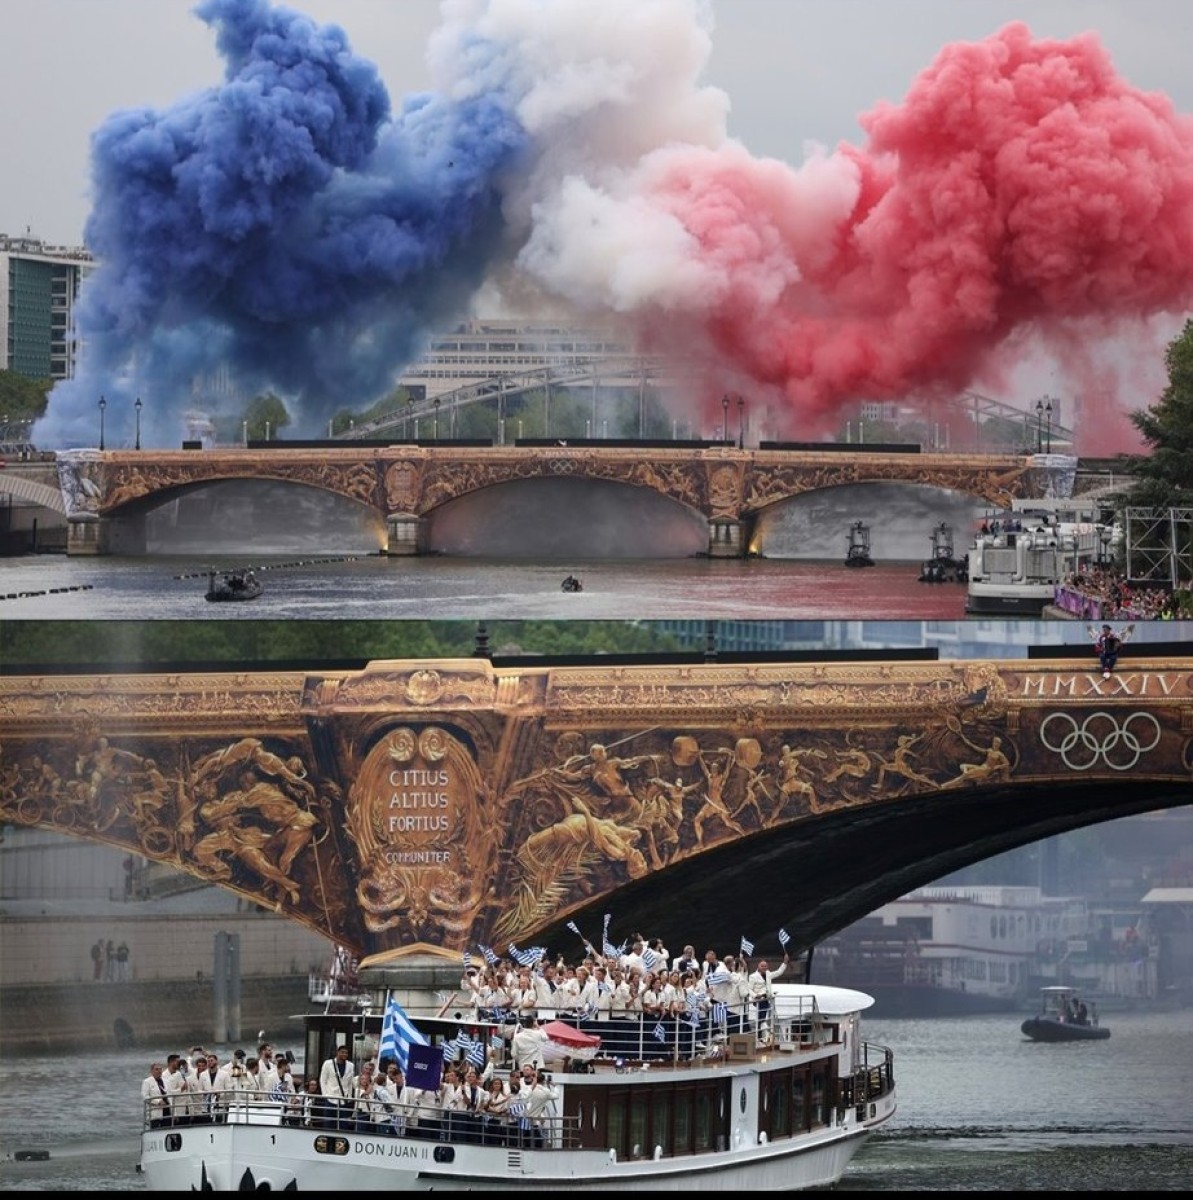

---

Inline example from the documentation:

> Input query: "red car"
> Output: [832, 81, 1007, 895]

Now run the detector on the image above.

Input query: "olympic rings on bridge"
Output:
[1038, 711, 1162, 772]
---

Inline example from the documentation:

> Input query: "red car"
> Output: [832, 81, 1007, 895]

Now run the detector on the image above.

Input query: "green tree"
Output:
[1125, 318, 1193, 507]
[243, 393, 291, 441]
[0, 369, 52, 425]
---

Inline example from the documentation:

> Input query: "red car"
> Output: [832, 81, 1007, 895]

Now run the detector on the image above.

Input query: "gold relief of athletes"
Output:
[491, 710, 1019, 942]
[0, 725, 358, 943]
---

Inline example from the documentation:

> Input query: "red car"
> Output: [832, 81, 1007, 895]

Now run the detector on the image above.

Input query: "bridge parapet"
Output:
[1, 654, 1188, 961]
[52, 446, 1062, 556]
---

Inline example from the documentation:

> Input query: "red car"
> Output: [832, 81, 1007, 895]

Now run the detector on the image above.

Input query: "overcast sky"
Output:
[6, 0, 1192, 247]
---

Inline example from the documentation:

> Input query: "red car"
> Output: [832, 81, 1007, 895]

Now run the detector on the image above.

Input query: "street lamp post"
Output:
[1044, 399, 1053, 453]
[737, 395, 745, 449]
[1035, 399, 1044, 453]
[721, 394, 729, 445]
[134, 396, 142, 450]
[98, 395, 107, 450]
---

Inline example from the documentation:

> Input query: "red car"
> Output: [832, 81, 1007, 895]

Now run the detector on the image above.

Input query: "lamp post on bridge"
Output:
[1035, 397, 1053, 454]
[737, 395, 745, 449]
[134, 397, 142, 450]
[98, 395, 106, 450]
[721, 394, 729, 445]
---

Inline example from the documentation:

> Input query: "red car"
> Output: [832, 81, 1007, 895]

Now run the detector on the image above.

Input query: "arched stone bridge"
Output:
[54, 445, 1053, 556]
[2, 654, 1189, 966]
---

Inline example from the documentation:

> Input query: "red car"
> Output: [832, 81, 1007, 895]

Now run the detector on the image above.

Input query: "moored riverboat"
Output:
[965, 500, 1115, 616]
[138, 981, 896, 1191]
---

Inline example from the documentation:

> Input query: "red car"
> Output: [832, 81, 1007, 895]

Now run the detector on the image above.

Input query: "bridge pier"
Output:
[65, 515, 106, 556]
[384, 513, 429, 556]
[707, 517, 748, 558]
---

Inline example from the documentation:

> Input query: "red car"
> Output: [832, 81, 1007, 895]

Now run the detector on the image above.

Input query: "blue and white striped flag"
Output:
[778, 928, 791, 948]
[740, 936, 754, 957]
[508, 1097, 531, 1131]
[642, 946, 662, 972]
[705, 965, 731, 987]
[509, 944, 547, 968]
[566, 920, 582, 937]
[653, 1021, 667, 1042]
[379, 995, 429, 1073]
[479, 944, 499, 966]
[268, 1080, 288, 1103]
[711, 1000, 728, 1026]
[462, 950, 472, 971]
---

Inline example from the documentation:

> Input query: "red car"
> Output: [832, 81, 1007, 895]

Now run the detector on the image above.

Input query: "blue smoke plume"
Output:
[38, 0, 528, 448]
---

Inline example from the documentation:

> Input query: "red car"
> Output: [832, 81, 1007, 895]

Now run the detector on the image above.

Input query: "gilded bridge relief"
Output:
[413, 454, 709, 515]
[491, 711, 1016, 940]
[743, 459, 1030, 512]
[0, 732, 355, 933]
[345, 726, 495, 945]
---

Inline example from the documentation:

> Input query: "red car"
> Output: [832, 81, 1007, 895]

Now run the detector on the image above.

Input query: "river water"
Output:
[0, 555, 970, 621]
[2, 1010, 1190, 1191]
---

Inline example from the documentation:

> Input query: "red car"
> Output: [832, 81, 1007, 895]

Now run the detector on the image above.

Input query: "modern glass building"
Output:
[0, 232, 93, 382]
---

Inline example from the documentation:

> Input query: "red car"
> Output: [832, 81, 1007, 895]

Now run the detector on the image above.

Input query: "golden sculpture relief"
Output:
[3, 656, 1189, 959]
[346, 725, 494, 942]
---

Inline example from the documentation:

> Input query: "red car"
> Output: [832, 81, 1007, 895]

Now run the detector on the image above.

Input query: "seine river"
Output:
[0, 555, 970, 621]
[2, 1011, 1190, 1190]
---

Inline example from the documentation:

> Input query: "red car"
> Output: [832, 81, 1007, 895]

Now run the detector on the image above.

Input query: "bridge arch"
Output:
[750, 479, 986, 559]
[422, 475, 709, 557]
[0, 472, 66, 513]
[97, 476, 387, 556]
[2, 654, 1188, 965]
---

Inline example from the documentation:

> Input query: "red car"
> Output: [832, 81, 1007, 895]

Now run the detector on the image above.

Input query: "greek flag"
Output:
[269, 1081, 288, 1103]
[653, 1021, 667, 1042]
[740, 936, 754, 957]
[508, 944, 546, 968]
[705, 965, 731, 987]
[462, 950, 472, 971]
[566, 920, 582, 937]
[778, 928, 791, 948]
[711, 1000, 728, 1026]
[379, 995, 429, 1073]
[479, 944, 499, 966]
[642, 947, 662, 972]
[508, 1097, 531, 1130]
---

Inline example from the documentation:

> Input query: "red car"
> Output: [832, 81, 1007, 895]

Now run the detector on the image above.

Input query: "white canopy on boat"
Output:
[771, 983, 876, 1018]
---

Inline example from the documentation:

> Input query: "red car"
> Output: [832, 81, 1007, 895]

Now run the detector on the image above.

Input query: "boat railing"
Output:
[837, 1042, 896, 1117]
[480, 997, 810, 1065]
[142, 1089, 583, 1149]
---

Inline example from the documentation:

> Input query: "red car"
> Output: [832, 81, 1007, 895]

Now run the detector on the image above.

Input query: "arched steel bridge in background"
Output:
[338, 365, 1076, 451]
[1, 652, 1188, 968]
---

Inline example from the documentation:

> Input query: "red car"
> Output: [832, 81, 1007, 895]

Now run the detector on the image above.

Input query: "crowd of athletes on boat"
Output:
[139, 935, 792, 1141]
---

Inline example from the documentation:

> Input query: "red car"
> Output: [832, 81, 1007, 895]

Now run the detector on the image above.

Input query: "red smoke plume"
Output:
[640, 23, 1193, 453]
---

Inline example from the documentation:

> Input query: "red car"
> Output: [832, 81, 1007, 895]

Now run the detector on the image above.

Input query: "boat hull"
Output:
[1020, 1017, 1110, 1042]
[863, 984, 1021, 1019]
[205, 585, 263, 602]
[140, 1117, 884, 1191]
[964, 584, 1052, 616]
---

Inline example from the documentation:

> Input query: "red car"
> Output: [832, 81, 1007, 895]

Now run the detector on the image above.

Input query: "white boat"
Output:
[813, 886, 1091, 1017]
[138, 981, 895, 1191]
[964, 499, 1117, 616]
